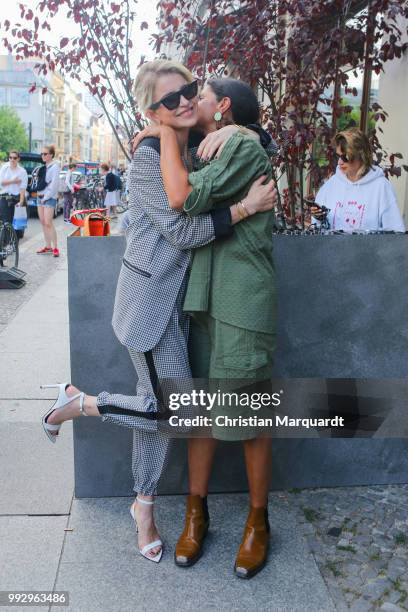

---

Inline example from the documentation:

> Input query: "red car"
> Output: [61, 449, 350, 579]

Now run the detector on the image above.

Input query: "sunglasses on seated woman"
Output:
[334, 151, 350, 163]
[149, 80, 198, 111]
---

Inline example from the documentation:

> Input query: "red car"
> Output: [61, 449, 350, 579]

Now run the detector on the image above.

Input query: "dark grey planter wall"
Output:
[68, 235, 408, 498]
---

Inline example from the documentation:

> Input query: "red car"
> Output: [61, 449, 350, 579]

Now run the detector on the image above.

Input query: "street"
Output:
[0, 214, 72, 333]
[0, 212, 122, 333]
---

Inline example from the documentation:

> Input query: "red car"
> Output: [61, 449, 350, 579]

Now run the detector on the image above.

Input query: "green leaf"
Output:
[0, 106, 29, 160]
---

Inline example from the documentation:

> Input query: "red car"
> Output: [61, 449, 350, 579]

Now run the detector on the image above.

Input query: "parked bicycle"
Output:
[72, 177, 105, 211]
[0, 221, 19, 269]
[116, 178, 129, 215]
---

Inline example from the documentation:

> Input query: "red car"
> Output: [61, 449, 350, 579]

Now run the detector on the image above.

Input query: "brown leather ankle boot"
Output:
[234, 506, 270, 579]
[174, 495, 209, 567]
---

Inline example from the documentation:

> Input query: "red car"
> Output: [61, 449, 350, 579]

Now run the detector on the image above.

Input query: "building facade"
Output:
[0, 55, 54, 154]
[0, 54, 126, 167]
[378, 15, 408, 223]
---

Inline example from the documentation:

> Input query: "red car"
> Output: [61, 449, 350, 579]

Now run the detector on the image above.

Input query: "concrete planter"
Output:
[68, 234, 408, 497]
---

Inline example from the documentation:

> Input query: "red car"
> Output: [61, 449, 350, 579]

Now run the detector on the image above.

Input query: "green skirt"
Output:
[188, 313, 276, 441]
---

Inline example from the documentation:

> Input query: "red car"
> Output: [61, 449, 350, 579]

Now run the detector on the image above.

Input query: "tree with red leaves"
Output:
[1, 0, 149, 162]
[3, 0, 408, 214]
[158, 0, 408, 226]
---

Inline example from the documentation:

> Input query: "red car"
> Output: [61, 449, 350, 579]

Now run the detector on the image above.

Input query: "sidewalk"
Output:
[0, 230, 335, 612]
[0, 227, 406, 611]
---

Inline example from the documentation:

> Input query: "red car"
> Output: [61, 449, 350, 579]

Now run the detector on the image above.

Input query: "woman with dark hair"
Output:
[136, 77, 277, 578]
[100, 163, 117, 218]
[0, 150, 27, 226]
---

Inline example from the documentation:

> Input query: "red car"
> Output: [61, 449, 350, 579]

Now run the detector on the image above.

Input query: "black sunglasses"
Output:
[9, 156, 18, 160]
[334, 151, 350, 163]
[149, 80, 198, 111]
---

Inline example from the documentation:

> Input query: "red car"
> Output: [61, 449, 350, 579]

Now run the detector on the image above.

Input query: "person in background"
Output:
[36, 145, 61, 257]
[100, 163, 116, 218]
[312, 128, 405, 232]
[0, 150, 28, 227]
[63, 162, 77, 224]
[110, 163, 120, 219]
[118, 209, 130, 235]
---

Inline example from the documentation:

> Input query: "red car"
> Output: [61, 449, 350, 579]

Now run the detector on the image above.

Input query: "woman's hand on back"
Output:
[197, 125, 259, 161]
[244, 175, 277, 215]
[130, 125, 163, 153]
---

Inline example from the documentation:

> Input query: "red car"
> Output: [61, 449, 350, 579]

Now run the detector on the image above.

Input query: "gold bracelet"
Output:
[236, 202, 246, 220]
[240, 200, 250, 217]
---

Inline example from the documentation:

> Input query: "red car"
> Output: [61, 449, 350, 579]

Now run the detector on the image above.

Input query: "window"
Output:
[11, 88, 30, 107]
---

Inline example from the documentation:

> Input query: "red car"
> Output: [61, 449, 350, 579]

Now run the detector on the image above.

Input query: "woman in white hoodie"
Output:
[313, 128, 405, 232]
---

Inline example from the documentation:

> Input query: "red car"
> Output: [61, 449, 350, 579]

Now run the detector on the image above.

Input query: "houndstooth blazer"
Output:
[112, 140, 229, 352]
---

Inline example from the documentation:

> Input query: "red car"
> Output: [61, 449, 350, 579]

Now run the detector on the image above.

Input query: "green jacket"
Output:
[183, 132, 277, 334]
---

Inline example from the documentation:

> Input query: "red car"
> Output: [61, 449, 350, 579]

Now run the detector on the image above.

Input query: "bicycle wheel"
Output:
[93, 183, 105, 208]
[116, 190, 129, 214]
[89, 189, 102, 209]
[0, 223, 19, 269]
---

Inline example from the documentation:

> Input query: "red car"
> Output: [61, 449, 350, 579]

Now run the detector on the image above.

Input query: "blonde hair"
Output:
[334, 128, 372, 178]
[133, 60, 193, 113]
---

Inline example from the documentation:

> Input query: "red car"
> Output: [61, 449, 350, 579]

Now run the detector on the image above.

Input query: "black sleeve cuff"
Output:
[210, 208, 234, 239]
[246, 123, 271, 149]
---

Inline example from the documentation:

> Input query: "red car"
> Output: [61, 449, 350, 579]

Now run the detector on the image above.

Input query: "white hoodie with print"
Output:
[315, 166, 405, 232]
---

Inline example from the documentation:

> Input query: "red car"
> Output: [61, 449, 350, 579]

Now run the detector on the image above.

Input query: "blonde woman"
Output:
[36, 145, 61, 257]
[313, 128, 405, 232]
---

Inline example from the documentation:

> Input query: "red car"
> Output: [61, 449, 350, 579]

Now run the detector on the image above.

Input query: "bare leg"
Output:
[37, 206, 51, 248]
[43, 207, 57, 249]
[188, 437, 218, 496]
[47, 387, 162, 558]
[242, 437, 271, 507]
[132, 495, 162, 557]
[47, 385, 100, 427]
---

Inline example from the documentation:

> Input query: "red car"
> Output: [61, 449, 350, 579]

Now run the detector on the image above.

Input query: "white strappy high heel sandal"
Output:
[130, 497, 163, 563]
[41, 383, 86, 443]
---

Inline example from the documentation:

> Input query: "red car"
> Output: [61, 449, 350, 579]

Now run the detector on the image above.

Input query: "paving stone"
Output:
[349, 598, 374, 611]
[385, 565, 404, 582]
[360, 566, 379, 581]
[380, 603, 406, 611]
[56, 496, 336, 612]
[338, 538, 352, 547]
[361, 577, 392, 600]
[387, 591, 405, 604]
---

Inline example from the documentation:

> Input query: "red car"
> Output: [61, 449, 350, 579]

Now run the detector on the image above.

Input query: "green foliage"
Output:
[395, 533, 407, 545]
[337, 544, 357, 553]
[0, 107, 28, 161]
[326, 561, 342, 577]
[337, 101, 376, 132]
[302, 507, 319, 522]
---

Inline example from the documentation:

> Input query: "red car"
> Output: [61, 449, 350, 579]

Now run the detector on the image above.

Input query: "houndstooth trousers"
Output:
[96, 276, 191, 495]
